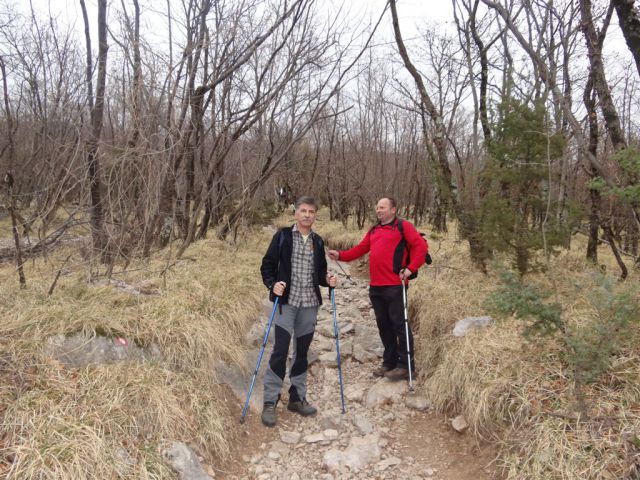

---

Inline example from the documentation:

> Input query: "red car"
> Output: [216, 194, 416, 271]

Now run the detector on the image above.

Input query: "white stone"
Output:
[320, 412, 342, 430]
[162, 442, 212, 480]
[267, 451, 281, 460]
[345, 387, 364, 403]
[304, 433, 325, 443]
[405, 395, 432, 411]
[342, 433, 381, 470]
[319, 351, 338, 368]
[351, 414, 374, 435]
[451, 415, 469, 433]
[364, 379, 407, 408]
[452, 316, 493, 337]
[352, 344, 377, 363]
[280, 431, 301, 445]
[322, 449, 343, 473]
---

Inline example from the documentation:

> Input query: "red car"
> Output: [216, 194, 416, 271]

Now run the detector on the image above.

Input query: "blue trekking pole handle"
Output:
[331, 287, 346, 414]
[240, 296, 279, 423]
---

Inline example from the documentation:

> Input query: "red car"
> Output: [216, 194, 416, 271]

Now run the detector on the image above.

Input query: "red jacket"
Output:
[339, 218, 428, 286]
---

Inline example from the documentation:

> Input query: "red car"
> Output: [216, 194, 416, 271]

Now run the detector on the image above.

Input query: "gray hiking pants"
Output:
[263, 304, 318, 405]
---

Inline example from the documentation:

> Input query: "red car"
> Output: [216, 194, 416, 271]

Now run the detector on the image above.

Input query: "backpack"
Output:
[393, 218, 431, 280]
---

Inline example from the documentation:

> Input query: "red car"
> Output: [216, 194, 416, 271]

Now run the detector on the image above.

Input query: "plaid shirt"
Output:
[288, 225, 319, 308]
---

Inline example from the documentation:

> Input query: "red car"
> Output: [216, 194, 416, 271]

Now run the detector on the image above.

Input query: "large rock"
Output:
[451, 414, 469, 433]
[364, 379, 407, 408]
[216, 347, 267, 412]
[280, 431, 301, 444]
[452, 316, 493, 337]
[321, 434, 381, 473]
[353, 325, 382, 353]
[322, 449, 343, 474]
[338, 304, 364, 325]
[319, 351, 339, 368]
[342, 433, 381, 470]
[317, 321, 354, 339]
[405, 395, 432, 411]
[345, 386, 365, 403]
[352, 414, 374, 435]
[44, 333, 158, 368]
[217, 301, 291, 412]
[320, 411, 344, 430]
[352, 344, 377, 363]
[163, 442, 211, 480]
[314, 335, 335, 352]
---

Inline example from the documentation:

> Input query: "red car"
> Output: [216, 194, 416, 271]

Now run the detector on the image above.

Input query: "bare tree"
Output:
[80, 0, 109, 260]
[390, 0, 487, 269]
[579, 0, 625, 151]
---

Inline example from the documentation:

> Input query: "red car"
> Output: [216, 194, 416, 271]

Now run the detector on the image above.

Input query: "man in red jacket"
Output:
[328, 197, 427, 381]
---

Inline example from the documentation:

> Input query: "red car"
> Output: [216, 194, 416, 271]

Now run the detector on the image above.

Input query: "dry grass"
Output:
[0, 230, 270, 478]
[412, 229, 640, 479]
[2, 210, 639, 479]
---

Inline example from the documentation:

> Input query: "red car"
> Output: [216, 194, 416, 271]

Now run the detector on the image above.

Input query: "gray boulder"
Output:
[163, 442, 211, 480]
[452, 316, 493, 337]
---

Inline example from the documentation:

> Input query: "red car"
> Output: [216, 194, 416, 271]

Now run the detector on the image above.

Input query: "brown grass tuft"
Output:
[0, 231, 270, 478]
[412, 229, 640, 479]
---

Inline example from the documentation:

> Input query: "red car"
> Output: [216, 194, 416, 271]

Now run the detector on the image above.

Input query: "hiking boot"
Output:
[372, 364, 393, 378]
[384, 367, 410, 381]
[261, 403, 277, 427]
[287, 399, 317, 417]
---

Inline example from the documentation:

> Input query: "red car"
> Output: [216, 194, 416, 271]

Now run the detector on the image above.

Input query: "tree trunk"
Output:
[579, 0, 626, 151]
[613, 0, 640, 78]
[469, 0, 491, 144]
[80, 0, 109, 260]
[602, 223, 628, 280]
[584, 73, 600, 263]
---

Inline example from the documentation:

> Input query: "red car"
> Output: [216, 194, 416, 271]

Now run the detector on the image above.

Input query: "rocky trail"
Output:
[214, 258, 500, 480]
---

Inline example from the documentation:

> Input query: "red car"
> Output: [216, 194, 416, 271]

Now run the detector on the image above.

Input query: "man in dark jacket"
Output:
[260, 196, 337, 427]
[328, 197, 427, 381]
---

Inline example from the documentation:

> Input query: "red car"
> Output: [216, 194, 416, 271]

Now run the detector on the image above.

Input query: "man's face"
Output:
[375, 198, 396, 224]
[294, 203, 317, 228]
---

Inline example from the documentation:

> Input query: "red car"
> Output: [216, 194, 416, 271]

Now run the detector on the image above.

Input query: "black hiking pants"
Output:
[369, 285, 414, 371]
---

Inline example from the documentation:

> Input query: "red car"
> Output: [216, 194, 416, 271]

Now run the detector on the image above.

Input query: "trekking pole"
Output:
[240, 297, 279, 423]
[401, 280, 414, 392]
[333, 260, 355, 285]
[330, 287, 346, 414]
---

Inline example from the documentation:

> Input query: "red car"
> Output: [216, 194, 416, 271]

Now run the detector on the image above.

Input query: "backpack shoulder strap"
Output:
[368, 222, 380, 235]
[277, 226, 293, 252]
[396, 218, 405, 239]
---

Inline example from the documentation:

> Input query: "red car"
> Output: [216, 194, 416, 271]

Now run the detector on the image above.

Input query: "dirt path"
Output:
[215, 260, 500, 480]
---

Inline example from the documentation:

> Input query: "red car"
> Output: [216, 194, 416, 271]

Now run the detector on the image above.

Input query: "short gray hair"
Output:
[295, 196, 318, 210]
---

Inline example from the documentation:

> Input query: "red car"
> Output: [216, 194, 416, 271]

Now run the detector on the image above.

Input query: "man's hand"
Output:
[273, 281, 287, 296]
[328, 250, 340, 261]
[327, 274, 337, 288]
[399, 268, 413, 281]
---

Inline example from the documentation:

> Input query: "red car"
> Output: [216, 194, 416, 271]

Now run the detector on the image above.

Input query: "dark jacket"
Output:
[260, 226, 329, 305]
